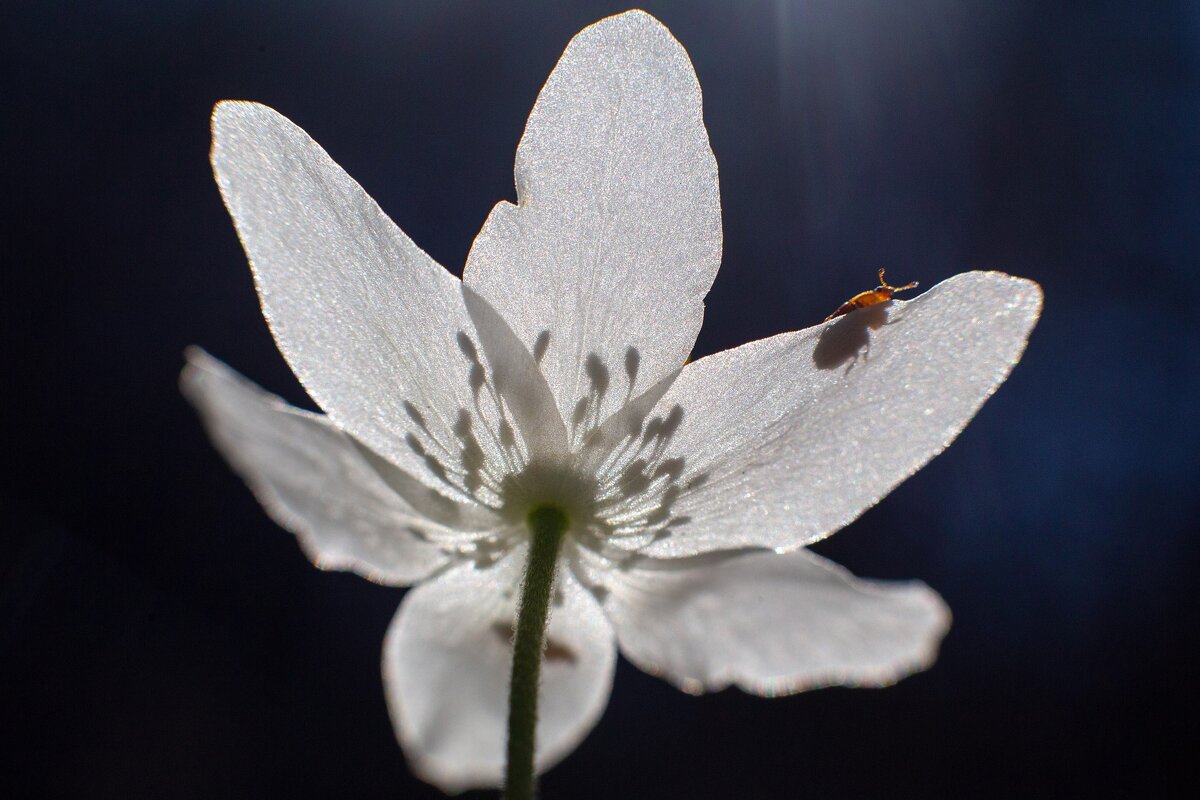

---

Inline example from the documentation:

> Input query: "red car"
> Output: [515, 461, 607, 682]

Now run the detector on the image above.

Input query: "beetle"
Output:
[824, 268, 919, 322]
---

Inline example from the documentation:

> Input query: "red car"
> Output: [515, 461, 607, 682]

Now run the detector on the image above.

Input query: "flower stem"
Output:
[504, 505, 568, 800]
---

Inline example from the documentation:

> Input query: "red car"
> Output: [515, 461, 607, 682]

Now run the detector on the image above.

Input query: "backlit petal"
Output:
[574, 546, 949, 694]
[180, 349, 480, 585]
[626, 271, 1042, 557]
[210, 102, 565, 501]
[383, 548, 615, 792]
[464, 10, 722, 435]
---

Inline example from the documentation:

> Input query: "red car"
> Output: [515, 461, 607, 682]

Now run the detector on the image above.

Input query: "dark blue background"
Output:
[4, 1, 1197, 797]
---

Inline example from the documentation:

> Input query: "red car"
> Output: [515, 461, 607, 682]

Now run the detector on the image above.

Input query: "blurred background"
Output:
[3, 1, 1197, 797]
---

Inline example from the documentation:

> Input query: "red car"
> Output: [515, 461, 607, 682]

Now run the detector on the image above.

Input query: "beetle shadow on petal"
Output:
[813, 303, 891, 373]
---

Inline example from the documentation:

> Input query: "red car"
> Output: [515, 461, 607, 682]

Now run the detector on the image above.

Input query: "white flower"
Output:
[182, 10, 1042, 794]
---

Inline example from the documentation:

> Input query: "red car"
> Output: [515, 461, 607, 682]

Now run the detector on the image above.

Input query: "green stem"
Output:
[504, 505, 568, 800]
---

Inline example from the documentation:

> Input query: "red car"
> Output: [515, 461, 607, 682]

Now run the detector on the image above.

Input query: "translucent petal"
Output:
[180, 349, 483, 585]
[626, 271, 1043, 558]
[383, 547, 615, 792]
[209, 102, 565, 503]
[574, 546, 949, 695]
[463, 10, 722, 436]
[462, 285, 568, 462]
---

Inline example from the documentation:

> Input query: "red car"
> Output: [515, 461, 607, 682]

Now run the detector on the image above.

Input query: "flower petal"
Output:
[464, 10, 722, 433]
[383, 548, 615, 792]
[574, 546, 950, 695]
[462, 285, 570, 463]
[209, 101, 565, 499]
[625, 271, 1042, 558]
[180, 348, 483, 585]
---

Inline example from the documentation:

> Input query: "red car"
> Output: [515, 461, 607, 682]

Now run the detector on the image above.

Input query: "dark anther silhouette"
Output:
[624, 346, 640, 388]
[403, 400, 429, 432]
[456, 330, 480, 363]
[533, 330, 551, 364]
[468, 363, 486, 396]
[572, 396, 589, 428]
[585, 352, 610, 397]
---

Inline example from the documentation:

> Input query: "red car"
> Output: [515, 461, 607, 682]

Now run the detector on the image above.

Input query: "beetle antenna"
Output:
[877, 268, 918, 293]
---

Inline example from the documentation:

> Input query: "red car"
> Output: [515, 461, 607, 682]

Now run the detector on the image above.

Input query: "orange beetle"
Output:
[824, 268, 919, 322]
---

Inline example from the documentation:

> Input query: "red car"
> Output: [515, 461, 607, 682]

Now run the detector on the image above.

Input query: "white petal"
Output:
[209, 102, 565, 499]
[383, 547, 615, 792]
[627, 271, 1042, 558]
[180, 348, 484, 585]
[575, 546, 949, 695]
[462, 285, 569, 462]
[464, 10, 722, 432]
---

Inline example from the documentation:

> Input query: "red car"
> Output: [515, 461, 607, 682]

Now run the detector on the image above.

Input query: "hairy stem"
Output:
[504, 505, 568, 800]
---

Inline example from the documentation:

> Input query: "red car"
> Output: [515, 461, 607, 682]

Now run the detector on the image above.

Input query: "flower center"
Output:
[396, 327, 708, 554]
[498, 461, 598, 533]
